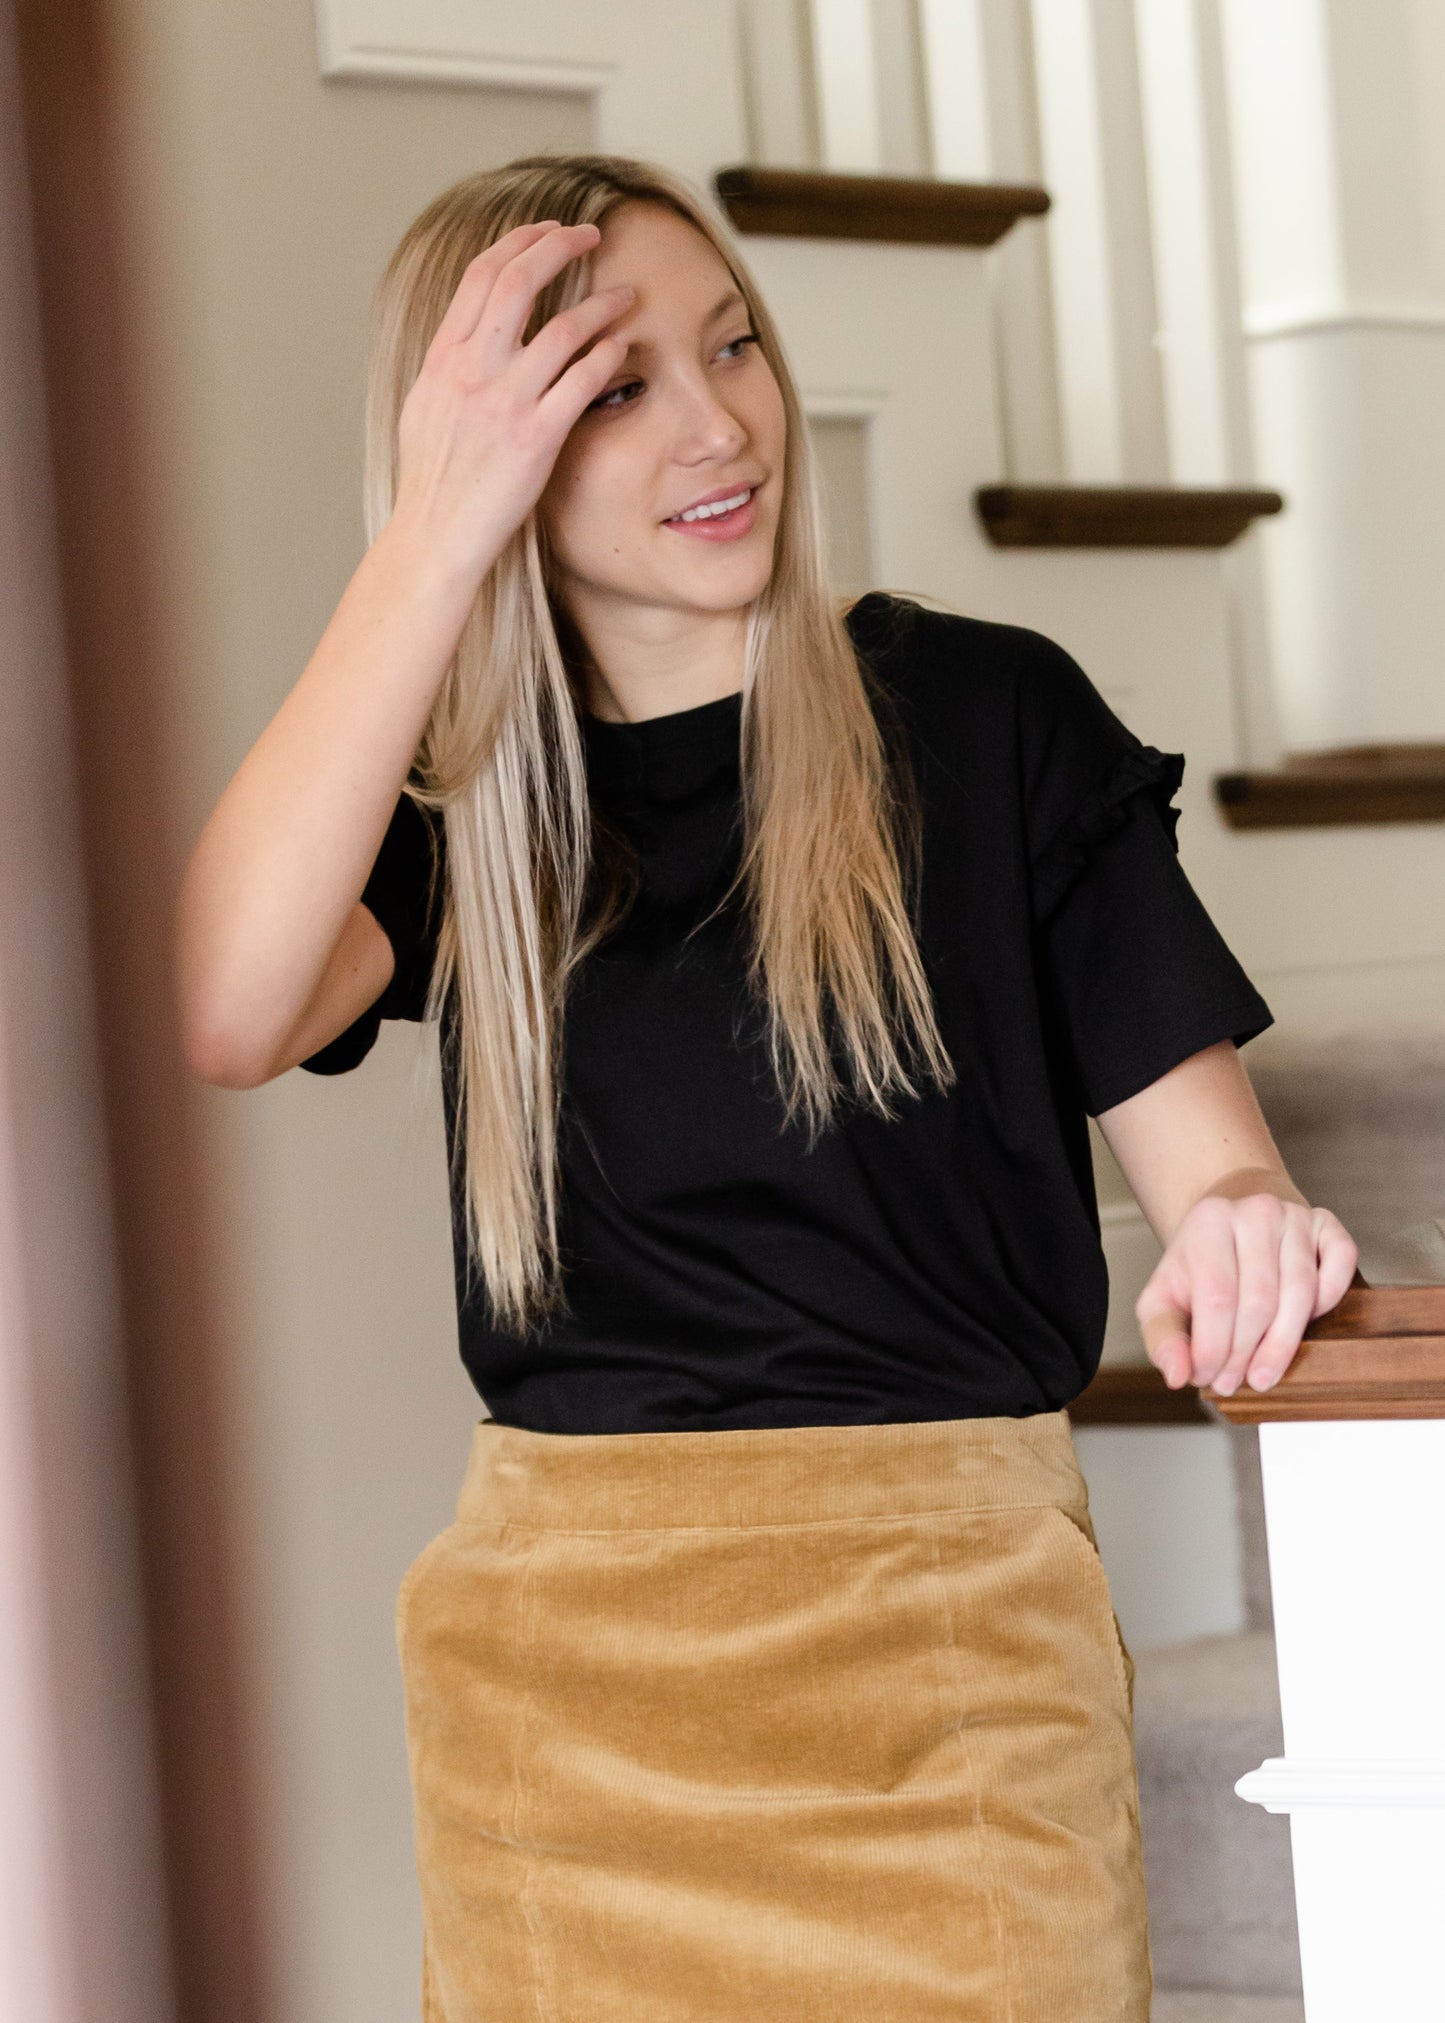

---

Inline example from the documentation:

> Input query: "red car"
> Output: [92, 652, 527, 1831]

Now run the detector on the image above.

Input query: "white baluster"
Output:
[1132, 0, 1286, 764]
[734, 0, 821, 168]
[1132, 0, 1232, 481]
[810, 0, 882, 171]
[917, 0, 993, 179]
[1027, 0, 1169, 479]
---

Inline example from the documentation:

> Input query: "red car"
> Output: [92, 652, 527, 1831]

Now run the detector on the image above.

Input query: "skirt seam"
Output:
[440, 1499, 1092, 1539]
[513, 1528, 550, 2023]
[929, 1518, 1019, 2020]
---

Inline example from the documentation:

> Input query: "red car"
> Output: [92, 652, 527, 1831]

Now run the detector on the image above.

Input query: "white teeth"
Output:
[671, 487, 752, 523]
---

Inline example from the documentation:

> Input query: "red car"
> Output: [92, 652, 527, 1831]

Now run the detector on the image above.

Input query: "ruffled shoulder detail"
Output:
[1029, 742, 1186, 921]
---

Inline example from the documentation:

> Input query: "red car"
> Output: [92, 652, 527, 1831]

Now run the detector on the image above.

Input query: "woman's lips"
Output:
[662, 485, 761, 542]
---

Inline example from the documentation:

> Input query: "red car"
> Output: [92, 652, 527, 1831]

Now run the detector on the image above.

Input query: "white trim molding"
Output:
[310, 1, 748, 182]
[317, 44, 612, 92]
[1243, 297, 1445, 341]
[1236, 1755, 1445, 1814]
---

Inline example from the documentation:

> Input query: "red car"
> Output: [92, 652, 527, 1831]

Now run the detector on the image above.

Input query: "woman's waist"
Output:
[453, 1404, 1088, 1533]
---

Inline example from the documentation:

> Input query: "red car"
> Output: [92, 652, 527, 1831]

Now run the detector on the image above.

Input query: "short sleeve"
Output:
[1018, 633, 1274, 1117]
[297, 785, 446, 1076]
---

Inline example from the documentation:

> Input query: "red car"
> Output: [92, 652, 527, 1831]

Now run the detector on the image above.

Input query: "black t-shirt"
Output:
[300, 592, 1273, 1431]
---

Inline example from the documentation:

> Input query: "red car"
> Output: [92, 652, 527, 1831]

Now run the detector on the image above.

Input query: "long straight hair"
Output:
[364, 153, 955, 1337]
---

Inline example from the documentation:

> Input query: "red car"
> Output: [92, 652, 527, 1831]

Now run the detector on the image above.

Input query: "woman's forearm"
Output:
[1096, 1039, 1305, 1250]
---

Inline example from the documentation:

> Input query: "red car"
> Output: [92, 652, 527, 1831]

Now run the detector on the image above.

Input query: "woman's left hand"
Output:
[1135, 1188, 1359, 1396]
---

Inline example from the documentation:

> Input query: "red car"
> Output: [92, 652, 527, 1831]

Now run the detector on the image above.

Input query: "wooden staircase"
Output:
[712, 167, 1445, 2023]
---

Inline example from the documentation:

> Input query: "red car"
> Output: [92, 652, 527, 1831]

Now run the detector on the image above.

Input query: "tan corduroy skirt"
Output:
[396, 1407, 1153, 2021]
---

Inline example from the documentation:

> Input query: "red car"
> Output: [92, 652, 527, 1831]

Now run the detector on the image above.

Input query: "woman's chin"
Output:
[658, 540, 777, 610]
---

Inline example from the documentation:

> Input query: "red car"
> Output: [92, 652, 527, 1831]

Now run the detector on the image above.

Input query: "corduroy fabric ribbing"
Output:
[397, 1407, 1153, 2020]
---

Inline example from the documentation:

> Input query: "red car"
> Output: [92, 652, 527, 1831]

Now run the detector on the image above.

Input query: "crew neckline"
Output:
[581, 687, 744, 806]
[581, 686, 744, 744]
[574, 588, 896, 746]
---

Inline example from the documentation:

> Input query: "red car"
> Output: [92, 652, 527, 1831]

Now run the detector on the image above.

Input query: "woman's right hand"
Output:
[388, 219, 633, 586]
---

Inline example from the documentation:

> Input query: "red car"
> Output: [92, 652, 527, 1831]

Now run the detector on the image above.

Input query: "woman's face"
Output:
[537, 201, 787, 635]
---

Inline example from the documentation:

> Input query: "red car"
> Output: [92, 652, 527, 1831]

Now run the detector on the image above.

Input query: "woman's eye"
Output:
[588, 378, 643, 414]
[586, 335, 759, 414]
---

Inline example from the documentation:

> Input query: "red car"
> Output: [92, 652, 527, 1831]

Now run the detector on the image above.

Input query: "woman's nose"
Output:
[670, 383, 748, 461]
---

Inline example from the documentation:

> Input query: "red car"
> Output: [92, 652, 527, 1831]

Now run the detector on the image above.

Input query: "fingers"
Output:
[1206, 1193, 1283, 1393]
[516, 283, 636, 403]
[1176, 1197, 1238, 1382]
[1312, 1208, 1360, 1315]
[1229, 1206, 1317, 1393]
[461, 221, 606, 370]
[535, 329, 634, 436]
[1138, 1194, 1361, 1404]
[429, 221, 561, 349]
[1135, 1280, 1193, 1388]
[1221, 1204, 1355, 1394]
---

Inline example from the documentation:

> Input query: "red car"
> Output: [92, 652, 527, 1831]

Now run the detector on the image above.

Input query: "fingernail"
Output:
[1215, 1373, 1239, 1395]
[1248, 1369, 1276, 1390]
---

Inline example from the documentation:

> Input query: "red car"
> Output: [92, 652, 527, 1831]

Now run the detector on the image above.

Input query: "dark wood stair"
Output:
[713, 165, 1049, 246]
[1215, 743, 1445, 828]
[975, 482, 1284, 549]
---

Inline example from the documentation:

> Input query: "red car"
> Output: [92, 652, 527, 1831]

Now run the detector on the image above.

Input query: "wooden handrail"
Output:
[1067, 1280, 1445, 1424]
[713, 166, 1050, 246]
[1208, 1283, 1445, 1422]
[975, 482, 1284, 549]
[1067, 1363, 1214, 1425]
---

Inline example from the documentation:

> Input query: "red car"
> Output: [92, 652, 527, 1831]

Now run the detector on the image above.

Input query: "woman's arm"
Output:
[175, 522, 482, 1088]
[175, 220, 636, 1089]
[1096, 1039, 1359, 1397]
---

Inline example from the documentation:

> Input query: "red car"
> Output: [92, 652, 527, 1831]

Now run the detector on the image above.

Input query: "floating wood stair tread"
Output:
[1215, 743, 1445, 828]
[975, 483, 1284, 549]
[713, 166, 1049, 246]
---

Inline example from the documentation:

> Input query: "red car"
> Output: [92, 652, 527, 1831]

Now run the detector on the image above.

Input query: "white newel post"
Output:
[1223, 1292, 1445, 2023]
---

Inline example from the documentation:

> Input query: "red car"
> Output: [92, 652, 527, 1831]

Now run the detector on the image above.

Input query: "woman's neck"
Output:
[566, 597, 750, 726]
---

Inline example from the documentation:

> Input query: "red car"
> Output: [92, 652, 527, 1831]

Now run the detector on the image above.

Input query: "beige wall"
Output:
[109, 5, 597, 2015]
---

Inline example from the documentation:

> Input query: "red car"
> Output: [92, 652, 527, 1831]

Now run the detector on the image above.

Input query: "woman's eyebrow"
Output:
[703, 288, 747, 324]
[614, 289, 749, 359]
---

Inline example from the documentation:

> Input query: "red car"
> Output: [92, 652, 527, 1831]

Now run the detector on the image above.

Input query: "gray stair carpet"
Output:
[1152, 1995, 1306, 2022]
[1134, 1391, 1303, 1996]
[1134, 1626, 1301, 1995]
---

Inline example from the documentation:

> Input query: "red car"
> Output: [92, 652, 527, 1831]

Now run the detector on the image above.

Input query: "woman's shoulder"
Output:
[843, 588, 1106, 754]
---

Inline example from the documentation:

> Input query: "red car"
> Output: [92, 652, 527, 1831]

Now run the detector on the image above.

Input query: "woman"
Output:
[177, 152, 1357, 2020]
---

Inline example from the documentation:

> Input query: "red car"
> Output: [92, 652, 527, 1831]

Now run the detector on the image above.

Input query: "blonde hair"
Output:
[365, 152, 955, 1337]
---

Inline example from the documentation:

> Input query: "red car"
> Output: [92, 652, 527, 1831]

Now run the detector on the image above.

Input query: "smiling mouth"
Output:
[664, 485, 756, 525]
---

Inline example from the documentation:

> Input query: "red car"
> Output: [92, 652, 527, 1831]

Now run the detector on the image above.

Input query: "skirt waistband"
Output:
[453, 1408, 1089, 1532]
